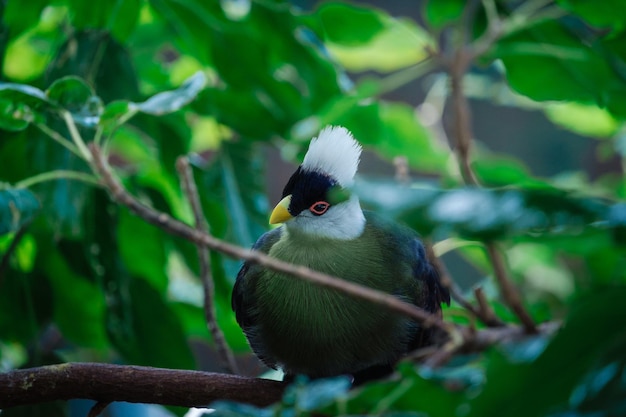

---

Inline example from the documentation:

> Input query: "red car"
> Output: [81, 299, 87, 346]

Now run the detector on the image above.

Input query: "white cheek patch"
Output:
[288, 195, 365, 240]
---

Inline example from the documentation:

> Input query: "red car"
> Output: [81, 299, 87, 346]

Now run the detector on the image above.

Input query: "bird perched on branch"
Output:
[232, 126, 450, 383]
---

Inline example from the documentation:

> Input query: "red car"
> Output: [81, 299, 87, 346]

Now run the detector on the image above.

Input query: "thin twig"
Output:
[89, 143, 448, 331]
[474, 287, 503, 327]
[486, 244, 536, 333]
[444, 2, 537, 334]
[426, 241, 504, 327]
[176, 156, 239, 375]
[87, 401, 110, 417]
[14, 170, 101, 189]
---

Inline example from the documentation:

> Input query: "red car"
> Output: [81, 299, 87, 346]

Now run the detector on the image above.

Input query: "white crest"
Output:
[301, 126, 362, 187]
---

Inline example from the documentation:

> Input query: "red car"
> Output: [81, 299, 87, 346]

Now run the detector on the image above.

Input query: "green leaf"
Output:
[557, 0, 626, 32]
[124, 278, 197, 369]
[544, 102, 621, 138]
[316, 3, 385, 46]
[423, 0, 465, 29]
[0, 82, 50, 106]
[0, 188, 40, 235]
[97, 72, 207, 132]
[296, 100, 447, 174]
[135, 71, 207, 115]
[46, 76, 102, 127]
[467, 286, 626, 417]
[492, 20, 626, 118]
[38, 245, 109, 349]
[355, 180, 618, 240]
[117, 209, 168, 294]
[0, 99, 30, 131]
[325, 364, 466, 416]
[312, 3, 433, 72]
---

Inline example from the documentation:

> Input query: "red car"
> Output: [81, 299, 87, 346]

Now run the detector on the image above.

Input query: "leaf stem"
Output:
[375, 58, 438, 96]
[61, 111, 93, 163]
[34, 123, 83, 158]
[14, 170, 101, 190]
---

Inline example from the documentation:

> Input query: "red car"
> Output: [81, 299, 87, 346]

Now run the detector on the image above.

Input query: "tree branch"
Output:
[0, 363, 285, 409]
[176, 156, 239, 375]
[0, 322, 559, 409]
[88, 143, 447, 332]
[443, 2, 537, 334]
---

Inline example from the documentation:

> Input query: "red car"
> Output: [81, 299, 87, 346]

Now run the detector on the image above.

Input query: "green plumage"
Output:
[233, 211, 447, 379]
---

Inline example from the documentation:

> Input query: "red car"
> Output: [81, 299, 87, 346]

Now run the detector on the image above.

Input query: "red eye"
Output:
[309, 201, 330, 215]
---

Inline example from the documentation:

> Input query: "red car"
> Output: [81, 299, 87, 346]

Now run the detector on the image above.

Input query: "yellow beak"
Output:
[269, 195, 294, 224]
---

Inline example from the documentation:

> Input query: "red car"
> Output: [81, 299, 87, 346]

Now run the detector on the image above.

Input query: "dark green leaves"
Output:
[0, 188, 40, 235]
[492, 20, 626, 117]
[467, 287, 626, 417]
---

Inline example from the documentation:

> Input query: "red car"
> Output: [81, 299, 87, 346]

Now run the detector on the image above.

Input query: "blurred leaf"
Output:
[98, 72, 206, 134]
[38, 244, 108, 349]
[46, 76, 102, 127]
[296, 99, 447, 174]
[557, 0, 626, 32]
[66, 0, 140, 40]
[315, 3, 385, 46]
[0, 188, 40, 235]
[544, 102, 621, 138]
[120, 278, 196, 369]
[467, 286, 626, 417]
[423, 0, 465, 29]
[135, 71, 206, 115]
[0, 269, 53, 345]
[320, 364, 466, 416]
[492, 20, 626, 118]
[117, 209, 168, 294]
[312, 3, 433, 72]
[0, 100, 32, 131]
[0, 81, 48, 102]
[2, 0, 48, 38]
[154, 0, 343, 138]
[356, 180, 621, 241]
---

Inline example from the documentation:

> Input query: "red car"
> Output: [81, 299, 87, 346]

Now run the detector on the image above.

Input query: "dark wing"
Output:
[411, 238, 450, 313]
[232, 227, 283, 326]
[231, 227, 283, 368]
[408, 238, 450, 350]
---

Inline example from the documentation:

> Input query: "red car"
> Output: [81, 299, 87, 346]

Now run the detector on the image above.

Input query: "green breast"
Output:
[252, 216, 420, 377]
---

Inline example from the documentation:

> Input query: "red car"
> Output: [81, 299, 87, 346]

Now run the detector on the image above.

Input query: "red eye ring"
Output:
[309, 201, 330, 216]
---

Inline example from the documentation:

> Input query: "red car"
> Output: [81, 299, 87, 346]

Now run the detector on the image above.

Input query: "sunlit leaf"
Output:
[312, 3, 433, 72]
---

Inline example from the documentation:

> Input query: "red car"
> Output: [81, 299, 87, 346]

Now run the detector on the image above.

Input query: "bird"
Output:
[232, 126, 450, 384]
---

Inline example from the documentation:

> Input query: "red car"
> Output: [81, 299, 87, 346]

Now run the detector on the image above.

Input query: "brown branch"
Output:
[474, 287, 503, 327]
[425, 241, 504, 327]
[486, 244, 537, 333]
[0, 363, 285, 409]
[88, 143, 447, 332]
[0, 322, 560, 409]
[444, 2, 537, 334]
[176, 156, 239, 375]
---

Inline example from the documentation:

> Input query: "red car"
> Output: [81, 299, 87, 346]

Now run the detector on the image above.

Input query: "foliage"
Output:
[1, 0, 625, 416]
